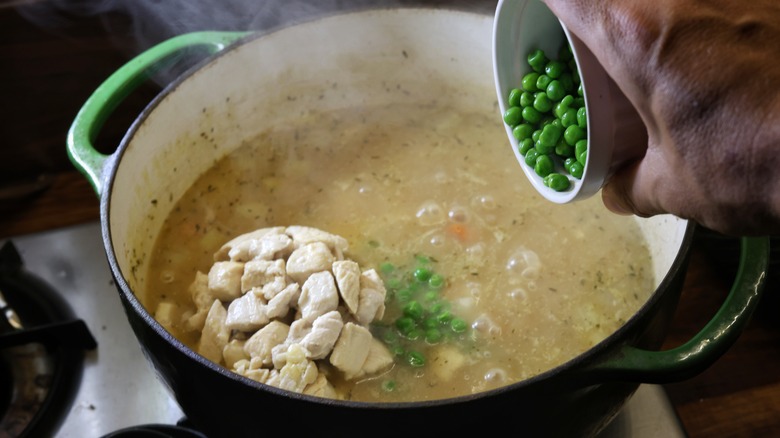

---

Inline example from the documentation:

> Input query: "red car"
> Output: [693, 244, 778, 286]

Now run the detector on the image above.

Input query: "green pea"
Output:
[572, 68, 581, 85]
[533, 92, 553, 113]
[531, 129, 542, 143]
[385, 278, 401, 290]
[538, 123, 562, 148]
[544, 61, 565, 79]
[520, 91, 534, 107]
[543, 173, 570, 191]
[536, 74, 552, 91]
[535, 140, 553, 155]
[546, 80, 565, 101]
[423, 290, 438, 302]
[430, 301, 450, 314]
[564, 157, 577, 173]
[577, 107, 587, 128]
[512, 123, 534, 141]
[564, 125, 586, 146]
[391, 345, 405, 357]
[413, 268, 432, 282]
[521, 72, 540, 91]
[406, 328, 423, 341]
[380, 262, 395, 274]
[395, 316, 416, 334]
[436, 310, 454, 324]
[575, 139, 588, 157]
[425, 328, 443, 344]
[428, 274, 444, 289]
[559, 73, 575, 93]
[507, 88, 523, 107]
[518, 138, 534, 155]
[450, 318, 468, 333]
[553, 95, 574, 118]
[423, 317, 440, 330]
[407, 351, 426, 367]
[577, 149, 587, 166]
[577, 82, 583, 96]
[415, 255, 431, 265]
[382, 380, 396, 392]
[403, 301, 424, 320]
[527, 49, 549, 73]
[561, 108, 578, 128]
[572, 97, 585, 108]
[524, 148, 540, 167]
[569, 161, 584, 179]
[534, 154, 554, 177]
[555, 141, 574, 158]
[521, 106, 543, 124]
[503, 107, 522, 126]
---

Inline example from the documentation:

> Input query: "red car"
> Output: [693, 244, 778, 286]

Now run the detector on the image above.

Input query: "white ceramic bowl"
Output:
[492, 0, 647, 203]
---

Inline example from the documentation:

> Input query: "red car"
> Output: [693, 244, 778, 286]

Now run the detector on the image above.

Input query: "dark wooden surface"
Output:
[1, 2, 778, 437]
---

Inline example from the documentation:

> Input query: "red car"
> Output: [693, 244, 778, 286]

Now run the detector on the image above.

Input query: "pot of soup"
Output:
[67, 7, 769, 437]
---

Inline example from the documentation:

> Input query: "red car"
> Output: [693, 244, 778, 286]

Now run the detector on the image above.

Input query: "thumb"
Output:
[600, 156, 664, 219]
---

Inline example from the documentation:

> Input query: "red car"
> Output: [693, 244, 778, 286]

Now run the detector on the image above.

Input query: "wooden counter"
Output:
[1, 2, 778, 437]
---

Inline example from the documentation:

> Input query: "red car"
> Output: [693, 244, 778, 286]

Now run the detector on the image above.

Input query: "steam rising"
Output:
[16, 0, 493, 52]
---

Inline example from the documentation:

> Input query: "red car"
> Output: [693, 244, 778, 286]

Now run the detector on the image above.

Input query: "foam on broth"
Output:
[143, 99, 653, 402]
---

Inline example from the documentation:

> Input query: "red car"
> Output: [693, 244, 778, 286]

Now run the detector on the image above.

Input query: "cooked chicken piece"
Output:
[228, 232, 293, 263]
[355, 269, 387, 324]
[208, 261, 245, 301]
[225, 292, 269, 332]
[298, 271, 340, 322]
[275, 344, 319, 393]
[285, 225, 349, 259]
[303, 373, 338, 399]
[234, 362, 274, 384]
[214, 226, 286, 261]
[265, 283, 300, 320]
[198, 300, 230, 364]
[332, 260, 361, 315]
[429, 345, 466, 382]
[355, 288, 386, 326]
[360, 337, 394, 377]
[241, 259, 287, 299]
[154, 301, 177, 332]
[185, 271, 214, 331]
[300, 310, 344, 360]
[222, 339, 248, 369]
[286, 242, 335, 284]
[329, 322, 372, 380]
[244, 320, 290, 367]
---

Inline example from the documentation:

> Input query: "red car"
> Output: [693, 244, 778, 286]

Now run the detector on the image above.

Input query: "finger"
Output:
[601, 149, 668, 219]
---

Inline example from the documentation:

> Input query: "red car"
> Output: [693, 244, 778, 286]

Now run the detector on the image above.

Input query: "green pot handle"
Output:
[584, 235, 769, 383]
[66, 31, 251, 195]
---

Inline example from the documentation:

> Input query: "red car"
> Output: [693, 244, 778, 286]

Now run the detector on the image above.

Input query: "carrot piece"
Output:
[447, 223, 469, 242]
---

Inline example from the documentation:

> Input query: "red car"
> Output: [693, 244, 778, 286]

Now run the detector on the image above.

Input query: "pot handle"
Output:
[584, 236, 769, 384]
[66, 31, 251, 195]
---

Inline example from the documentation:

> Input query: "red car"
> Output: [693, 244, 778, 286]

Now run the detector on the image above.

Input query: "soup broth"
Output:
[144, 100, 654, 402]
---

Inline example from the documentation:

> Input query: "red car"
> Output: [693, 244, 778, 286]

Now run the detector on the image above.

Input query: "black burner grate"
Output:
[0, 241, 96, 438]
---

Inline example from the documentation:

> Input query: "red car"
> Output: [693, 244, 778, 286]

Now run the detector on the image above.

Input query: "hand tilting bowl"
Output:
[493, 0, 648, 203]
[67, 6, 768, 437]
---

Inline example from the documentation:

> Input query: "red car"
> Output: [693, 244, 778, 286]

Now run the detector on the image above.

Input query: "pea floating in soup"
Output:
[144, 99, 654, 403]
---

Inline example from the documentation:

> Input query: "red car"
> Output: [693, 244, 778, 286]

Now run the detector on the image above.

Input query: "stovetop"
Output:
[4, 221, 687, 437]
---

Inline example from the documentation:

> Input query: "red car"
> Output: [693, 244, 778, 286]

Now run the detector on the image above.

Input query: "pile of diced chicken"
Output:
[182, 226, 394, 398]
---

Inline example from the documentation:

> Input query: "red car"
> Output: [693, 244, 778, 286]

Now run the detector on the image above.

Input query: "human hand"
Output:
[542, 0, 780, 236]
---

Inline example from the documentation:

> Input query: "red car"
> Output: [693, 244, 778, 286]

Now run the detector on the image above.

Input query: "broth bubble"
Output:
[416, 201, 445, 226]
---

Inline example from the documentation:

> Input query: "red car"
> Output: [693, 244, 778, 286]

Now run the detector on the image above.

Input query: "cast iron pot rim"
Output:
[97, 7, 697, 409]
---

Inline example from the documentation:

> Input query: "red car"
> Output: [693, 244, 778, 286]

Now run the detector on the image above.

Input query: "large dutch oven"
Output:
[66, 7, 769, 437]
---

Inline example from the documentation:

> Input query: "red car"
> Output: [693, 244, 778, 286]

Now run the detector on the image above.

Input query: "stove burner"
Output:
[0, 241, 96, 438]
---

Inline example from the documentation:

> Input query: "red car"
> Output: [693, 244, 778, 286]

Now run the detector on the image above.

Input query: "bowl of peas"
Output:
[492, 0, 647, 203]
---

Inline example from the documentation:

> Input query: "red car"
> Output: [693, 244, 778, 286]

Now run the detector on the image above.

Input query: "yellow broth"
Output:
[144, 100, 653, 402]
